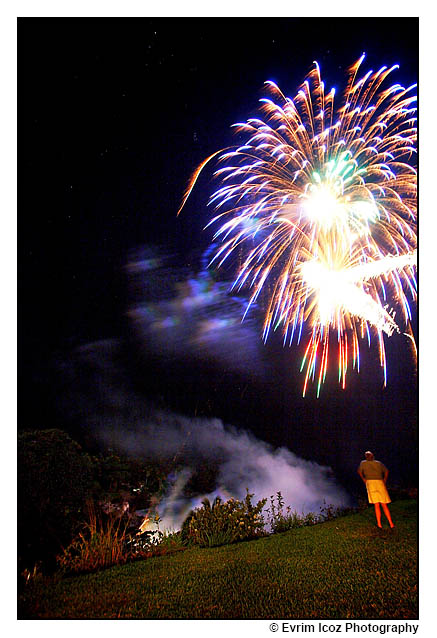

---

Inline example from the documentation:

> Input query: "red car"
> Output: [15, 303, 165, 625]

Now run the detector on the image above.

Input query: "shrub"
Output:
[124, 514, 164, 557]
[18, 429, 94, 572]
[319, 499, 356, 521]
[265, 492, 326, 533]
[156, 530, 187, 553]
[265, 493, 355, 534]
[186, 491, 266, 547]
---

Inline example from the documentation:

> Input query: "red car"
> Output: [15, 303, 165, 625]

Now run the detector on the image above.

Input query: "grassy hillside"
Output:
[19, 499, 417, 619]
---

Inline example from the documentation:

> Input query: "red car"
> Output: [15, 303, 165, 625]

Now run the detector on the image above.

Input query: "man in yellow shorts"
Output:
[358, 451, 394, 528]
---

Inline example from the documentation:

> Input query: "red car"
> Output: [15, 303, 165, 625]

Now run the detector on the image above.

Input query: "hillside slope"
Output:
[19, 499, 417, 619]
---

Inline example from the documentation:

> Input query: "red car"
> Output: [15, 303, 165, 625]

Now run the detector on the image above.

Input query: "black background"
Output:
[19, 17, 418, 493]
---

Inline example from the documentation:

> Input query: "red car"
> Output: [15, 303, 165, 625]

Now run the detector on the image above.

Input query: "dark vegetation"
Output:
[18, 429, 170, 574]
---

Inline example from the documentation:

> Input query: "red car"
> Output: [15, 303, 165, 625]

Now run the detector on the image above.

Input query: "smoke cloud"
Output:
[108, 411, 350, 531]
[60, 338, 350, 532]
[124, 246, 271, 380]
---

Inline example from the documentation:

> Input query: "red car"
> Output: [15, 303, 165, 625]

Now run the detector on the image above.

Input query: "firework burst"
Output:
[178, 55, 417, 395]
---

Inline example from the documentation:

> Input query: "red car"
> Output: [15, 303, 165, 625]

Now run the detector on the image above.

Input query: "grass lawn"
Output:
[19, 499, 417, 620]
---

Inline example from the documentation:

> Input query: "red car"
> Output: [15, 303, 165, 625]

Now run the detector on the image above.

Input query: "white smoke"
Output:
[101, 410, 350, 531]
[65, 340, 350, 531]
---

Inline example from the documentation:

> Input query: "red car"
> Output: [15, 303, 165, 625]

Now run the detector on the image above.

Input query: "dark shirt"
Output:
[358, 460, 387, 480]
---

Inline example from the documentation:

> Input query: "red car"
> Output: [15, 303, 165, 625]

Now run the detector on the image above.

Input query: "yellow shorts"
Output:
[366, 479, 391, 504]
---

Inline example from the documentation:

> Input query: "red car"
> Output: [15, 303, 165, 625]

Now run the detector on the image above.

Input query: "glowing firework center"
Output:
[301, 160, 379, 237]
[302, 182, 347, 229]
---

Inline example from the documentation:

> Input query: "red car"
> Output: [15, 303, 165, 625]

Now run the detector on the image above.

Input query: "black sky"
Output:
[19, 17, 418, 491]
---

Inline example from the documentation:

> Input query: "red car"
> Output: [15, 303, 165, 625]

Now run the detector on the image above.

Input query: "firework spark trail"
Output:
[178, 55, 417, 395]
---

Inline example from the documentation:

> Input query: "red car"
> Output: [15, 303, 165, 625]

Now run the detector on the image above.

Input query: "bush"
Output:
[185, 491, 266, 547]
[264, 492, 307, 533]
[265, 493, 354, 534]
[265, 492, 327, 533]
[134, 529, 187, 555]
[18, 429, 94, 572]
[319, 499, 355, 521]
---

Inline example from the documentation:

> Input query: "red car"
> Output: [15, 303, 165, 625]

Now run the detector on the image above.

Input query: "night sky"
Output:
[19, 17, 418, 498]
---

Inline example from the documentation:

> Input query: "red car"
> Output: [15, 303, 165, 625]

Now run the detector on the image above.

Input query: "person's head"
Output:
[365, 451, 374, 461]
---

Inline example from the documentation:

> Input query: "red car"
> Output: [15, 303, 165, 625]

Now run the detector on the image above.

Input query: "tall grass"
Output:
[57, 501, 131, 574]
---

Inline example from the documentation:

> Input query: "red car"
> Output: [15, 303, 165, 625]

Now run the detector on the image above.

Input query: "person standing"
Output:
[358, 451, 394, 528]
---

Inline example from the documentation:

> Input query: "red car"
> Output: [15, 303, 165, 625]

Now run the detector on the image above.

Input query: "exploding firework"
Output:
[178, 55, 417, 395]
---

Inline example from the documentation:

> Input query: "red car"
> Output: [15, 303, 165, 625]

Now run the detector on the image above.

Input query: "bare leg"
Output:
[381, 503, 394, 528]
[374, 503, 382, 528]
